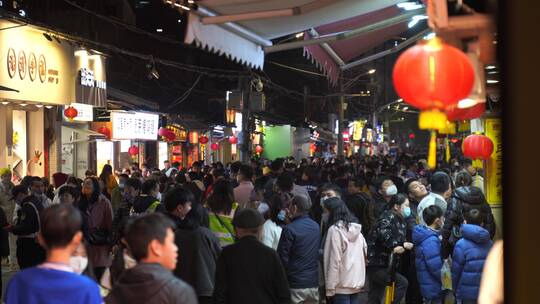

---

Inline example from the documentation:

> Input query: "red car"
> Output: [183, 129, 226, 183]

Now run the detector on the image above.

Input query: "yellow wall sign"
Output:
[0, 20, 76, 105]
[485, 118, 502, 204]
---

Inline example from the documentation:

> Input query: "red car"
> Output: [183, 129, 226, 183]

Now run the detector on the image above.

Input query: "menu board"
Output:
[111, 111, 159, 140]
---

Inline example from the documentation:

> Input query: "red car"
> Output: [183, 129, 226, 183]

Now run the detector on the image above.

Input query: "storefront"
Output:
[0, 20, 74, 180]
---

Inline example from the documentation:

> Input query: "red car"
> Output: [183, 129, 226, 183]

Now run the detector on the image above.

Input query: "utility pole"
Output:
[240, 76, 251, 162]
[338, 76, 345, 157]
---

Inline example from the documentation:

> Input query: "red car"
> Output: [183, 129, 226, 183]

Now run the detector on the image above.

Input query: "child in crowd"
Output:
[412, 205, 444, 304]
[452, 209, 493, 304]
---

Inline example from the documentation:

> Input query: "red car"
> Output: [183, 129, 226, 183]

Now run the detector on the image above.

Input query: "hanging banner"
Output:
[485, 118, 502, 204]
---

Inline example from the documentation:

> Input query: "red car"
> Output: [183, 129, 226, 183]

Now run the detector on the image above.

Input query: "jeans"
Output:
[291, 288, 320, 304]
[332, 293, 360, 304]
[367, 267, 408, 304]
[424, 299, 442, 304]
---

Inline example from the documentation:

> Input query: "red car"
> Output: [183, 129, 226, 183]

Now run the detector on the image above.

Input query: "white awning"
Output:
[186, 0, 406, 69]
[185, 13, 266, 69]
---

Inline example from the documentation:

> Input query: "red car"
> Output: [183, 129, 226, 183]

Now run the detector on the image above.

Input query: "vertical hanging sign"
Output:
[485, 118, 502, 204]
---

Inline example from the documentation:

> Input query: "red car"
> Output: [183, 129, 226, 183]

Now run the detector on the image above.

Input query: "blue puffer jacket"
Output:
[277, 215, 320, 289]
[452, 224, 493, 300]
[412, 225, 443, 300]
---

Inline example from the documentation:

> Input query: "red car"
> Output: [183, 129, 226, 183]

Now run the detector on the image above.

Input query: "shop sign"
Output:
[62, 103, 93, 122]
[167, 125, 188, 141]
[111, 111, 159, 140]
[0, 20, 75, 105]
[75, 53, 107, 107]
[80, 67, 106, 89]
[485, 118, 502, 204]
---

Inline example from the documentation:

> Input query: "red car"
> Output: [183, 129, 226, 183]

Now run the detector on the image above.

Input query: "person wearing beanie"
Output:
[214, 208, 290, 304]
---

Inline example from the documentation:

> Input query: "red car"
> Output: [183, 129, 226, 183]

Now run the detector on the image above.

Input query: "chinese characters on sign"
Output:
[80, 67, 106, 89]
[111, 112, 159, 140]
[485, 118, 502, 204]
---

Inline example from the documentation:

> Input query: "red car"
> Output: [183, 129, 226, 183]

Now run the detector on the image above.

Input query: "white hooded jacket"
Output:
[323, 221, 367, 296]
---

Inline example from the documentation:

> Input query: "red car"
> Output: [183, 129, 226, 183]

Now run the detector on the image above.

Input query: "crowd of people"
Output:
[0, 153, 501, 304]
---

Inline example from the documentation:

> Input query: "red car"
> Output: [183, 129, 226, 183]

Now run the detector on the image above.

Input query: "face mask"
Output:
[385, 185, 398, 196]
[69, 256, 88, 275]
[277, 210, 286, 221]
[402, 207, 411, 218]
[118, 183, 125, 190]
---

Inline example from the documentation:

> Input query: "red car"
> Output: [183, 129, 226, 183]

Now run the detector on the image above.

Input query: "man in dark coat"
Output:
[441, 186, 496, 259]
[213, 208, 290, 304]
[105, 213, 197, 304]
[163, 186, 221, 304]
[277, 195, 320, 304]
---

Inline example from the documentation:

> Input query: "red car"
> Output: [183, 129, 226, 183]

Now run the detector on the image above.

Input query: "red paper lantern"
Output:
[199, 136, 209, 144]
[97, 126, 111, 139]
[393, 37, 475, 112]
[446, 102, 486, 121]
[462, 134, 494, 160]
[408, 133, 415, 140]
[228, 136, 238, 144]
[64, 106, 78, 121]
[210, 143, 219, 151]
[128, 145, 139, 156]
[158, 127, 169, 137]
[255, 145, 263, 154]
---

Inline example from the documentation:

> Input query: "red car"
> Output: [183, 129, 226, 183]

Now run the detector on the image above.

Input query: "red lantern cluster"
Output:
[228, 136, 238, 144]
[64, 106, 78, 121]
[210, 143, 219, 151]
[462, 134, 494, 160]
[97, 126, 111, 139]
[255, 145, 263, 154]
[128, 145, 139, 156]
[199, 136, 209, 144]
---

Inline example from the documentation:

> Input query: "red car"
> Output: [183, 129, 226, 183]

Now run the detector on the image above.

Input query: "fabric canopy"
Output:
[186, 0, 406, 69]
[304, 5, 409, 84]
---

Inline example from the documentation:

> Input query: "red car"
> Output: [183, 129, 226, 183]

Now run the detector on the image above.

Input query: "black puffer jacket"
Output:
[441, 186, 496, 259]
[367, 209, 407, 268]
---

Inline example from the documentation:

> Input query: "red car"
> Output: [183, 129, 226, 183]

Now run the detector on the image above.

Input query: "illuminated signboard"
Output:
[111, 111, 159, 140]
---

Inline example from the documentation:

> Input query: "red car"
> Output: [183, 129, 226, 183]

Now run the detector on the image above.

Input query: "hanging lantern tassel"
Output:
[428, 131, 437, 169]
[445, 138, 451, 163]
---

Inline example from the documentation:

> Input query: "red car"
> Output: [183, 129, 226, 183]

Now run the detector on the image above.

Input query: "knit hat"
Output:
[232, 208, 264, 229]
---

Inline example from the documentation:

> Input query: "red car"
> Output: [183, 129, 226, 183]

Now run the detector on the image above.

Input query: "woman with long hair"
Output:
[206, 179, 237, 247]
[260, 194, 286, 250]
[78, 177, 113, 281]
[323, 203, 366, 304]
[366, 194, 412, 304]
[99, 164, 118, 198]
